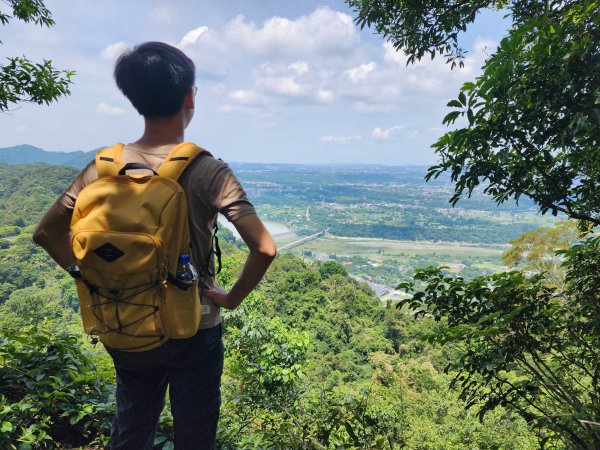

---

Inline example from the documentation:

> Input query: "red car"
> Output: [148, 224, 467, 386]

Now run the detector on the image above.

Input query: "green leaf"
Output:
[467, 108, 474, 125]
[154, 436, 168, 445]
[1, 421, 13, 432]
[344, 421, 358, 442]
[443, 111, 461, 125]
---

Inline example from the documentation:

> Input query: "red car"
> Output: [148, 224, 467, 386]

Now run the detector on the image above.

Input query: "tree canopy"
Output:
[0, 0, 74, 111]
[347, 0, 600, 447]
[349, 0, 600, 227]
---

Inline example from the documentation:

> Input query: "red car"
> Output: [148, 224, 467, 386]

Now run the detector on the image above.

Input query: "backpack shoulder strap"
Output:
[95, 144, 125, 178]
[157, 142, 205, 180]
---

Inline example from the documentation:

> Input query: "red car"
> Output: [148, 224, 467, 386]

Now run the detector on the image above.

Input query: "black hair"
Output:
[114, 41, 196, 119]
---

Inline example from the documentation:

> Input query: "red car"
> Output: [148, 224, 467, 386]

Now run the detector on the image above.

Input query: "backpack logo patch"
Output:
[93, 242, 125, 262]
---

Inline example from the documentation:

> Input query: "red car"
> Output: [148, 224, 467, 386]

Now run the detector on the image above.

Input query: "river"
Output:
[218, 218, 291, 238]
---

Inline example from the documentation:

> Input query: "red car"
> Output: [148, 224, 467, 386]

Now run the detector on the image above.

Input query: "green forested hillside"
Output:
[0, 164, 539, 448]
[0, 163, 80, 319]
[0, 162, 78, 231]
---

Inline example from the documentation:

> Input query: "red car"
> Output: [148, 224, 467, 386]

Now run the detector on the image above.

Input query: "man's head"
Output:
[114, 42, 195, 119]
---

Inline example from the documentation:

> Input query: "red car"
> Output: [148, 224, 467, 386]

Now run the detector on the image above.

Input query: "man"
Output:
[33, 41, 276, 449]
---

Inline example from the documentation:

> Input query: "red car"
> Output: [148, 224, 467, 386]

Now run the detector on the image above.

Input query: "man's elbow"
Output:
[260, 242, 277, 261]
[32, 227, 46, 246]
[253, 240, 276, 261]
[32, 227, 58, 250]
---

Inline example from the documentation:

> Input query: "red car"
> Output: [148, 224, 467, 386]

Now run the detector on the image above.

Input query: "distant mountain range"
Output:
[0, 144, 95, 169]
[0, 145, 430, 171]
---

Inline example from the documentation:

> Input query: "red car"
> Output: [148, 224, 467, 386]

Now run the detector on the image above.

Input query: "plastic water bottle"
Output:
[175, 253, 198, 289]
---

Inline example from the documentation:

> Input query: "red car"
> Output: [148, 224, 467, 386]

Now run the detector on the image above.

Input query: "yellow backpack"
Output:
[70, 142, 204, 351]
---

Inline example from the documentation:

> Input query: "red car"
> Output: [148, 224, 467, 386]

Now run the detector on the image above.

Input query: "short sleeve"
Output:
[212, 162, 256, 223]
[182, 156, 256, 223]
[58, 159, 99, 211]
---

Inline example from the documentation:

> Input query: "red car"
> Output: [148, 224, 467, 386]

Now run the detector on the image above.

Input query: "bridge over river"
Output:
[277, 231, 325, 251]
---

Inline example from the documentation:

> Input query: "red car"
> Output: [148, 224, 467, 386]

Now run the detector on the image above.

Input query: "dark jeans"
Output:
[108, 324, 224, 450]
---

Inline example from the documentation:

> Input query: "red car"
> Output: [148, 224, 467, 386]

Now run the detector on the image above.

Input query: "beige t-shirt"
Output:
[59, 142, 256, 329]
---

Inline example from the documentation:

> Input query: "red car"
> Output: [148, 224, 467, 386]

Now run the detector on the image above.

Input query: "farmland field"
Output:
[286, 234, 506, 293]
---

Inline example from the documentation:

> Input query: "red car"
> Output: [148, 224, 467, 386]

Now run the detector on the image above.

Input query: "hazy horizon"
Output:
[0, 143, 436, 168]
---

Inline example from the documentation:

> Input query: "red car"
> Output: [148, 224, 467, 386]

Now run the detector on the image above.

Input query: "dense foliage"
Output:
[0, 326, 114, 449]
[0, 163, 79, 308]
[428, 2, 600, 226]
[0, 249, 538, 449]
[399, 247, 600, 448]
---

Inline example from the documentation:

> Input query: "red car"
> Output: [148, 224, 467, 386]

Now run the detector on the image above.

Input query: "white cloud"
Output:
[174, 7, 364, 105]
[372, 125, 404, 140]
[175, 7, 361, 80]
[382, 41, 407, 67]
[429, 126, 445, 134]
[333, 40, 486, 112]
[179, 26, 209, 49]
[228, 89, 266, 106]
[97, 103, 125, 116]
[147, 5, 176, 24]
[382, 41, 480, 78]
[316, 89, 334, 103]
[225, 60, 334, 106]
[259, 77, 308, 97]
[407, 73, 443, 92]
[174, 7, 495, 123]
[345, 62, 377, 83]
[320, 135, 362, 143]
[254, 62, 313, 98]
[289, 61, 309, 76]
[219, 105, 237, 114]
[225, 60, 336, 106]
[100, 42, 129, 61]
[221, 8, 359, 59]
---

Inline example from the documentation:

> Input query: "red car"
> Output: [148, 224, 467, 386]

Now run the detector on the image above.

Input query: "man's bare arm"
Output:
[205, 213, 276, 310]
[32, 200, 75, 269]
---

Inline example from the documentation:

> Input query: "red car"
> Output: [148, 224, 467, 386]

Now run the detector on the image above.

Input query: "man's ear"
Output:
[184, 88, 195, 109]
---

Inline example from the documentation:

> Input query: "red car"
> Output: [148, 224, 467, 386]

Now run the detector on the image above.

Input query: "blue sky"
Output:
[1, 0, 509, 164]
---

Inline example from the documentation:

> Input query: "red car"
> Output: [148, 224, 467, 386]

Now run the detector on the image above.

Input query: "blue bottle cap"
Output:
[178, 253, 190, 263]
